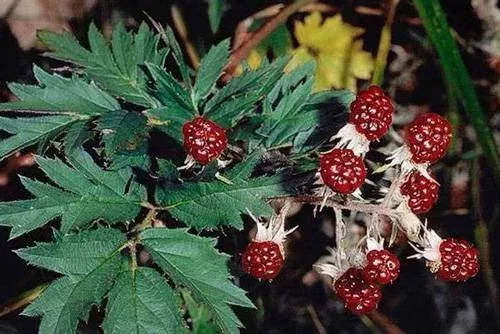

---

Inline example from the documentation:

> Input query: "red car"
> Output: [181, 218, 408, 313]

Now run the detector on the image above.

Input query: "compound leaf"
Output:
[0, 150, 146, 238]
[20, 228, 126, 334]
[140, 228, 254, 334]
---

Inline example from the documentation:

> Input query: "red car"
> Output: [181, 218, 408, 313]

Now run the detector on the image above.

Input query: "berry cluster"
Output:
[236, 85, 479, 314]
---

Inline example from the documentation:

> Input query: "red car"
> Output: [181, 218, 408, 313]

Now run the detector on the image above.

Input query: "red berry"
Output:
[334, 268, 382, 314]
[182, 117, 228, 165]
[363, 250, 400, 285]
[320, 148, 367, 194]
[436, 238, 479, 282]
[241, 241, 284, 280]
[349, 86, 394, 141]
[406, 113, 452, 164]
[400, 171, 440, 214]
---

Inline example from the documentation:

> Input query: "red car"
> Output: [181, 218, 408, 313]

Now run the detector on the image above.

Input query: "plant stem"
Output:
[413, 0, 500, 187]
[367, 310, 405, 334]
[171, 5, 200, 69]
[371, 0, 400, 85]
[274, 195, 399, 217]
[0, 283, 48, 317]
[222, 0, 316, 82]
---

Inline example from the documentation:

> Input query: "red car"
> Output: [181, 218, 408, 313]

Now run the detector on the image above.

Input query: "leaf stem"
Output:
[221, 0, 317, 82]
[171, 5, 201, 69]
[0, 283, 49, 317]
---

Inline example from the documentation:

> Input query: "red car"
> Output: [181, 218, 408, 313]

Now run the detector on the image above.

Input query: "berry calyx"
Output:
[320, 148, 367, 194]
[241, 241, 284, 281]
[334, 268, 382, 314]
[182, 117, 228, 165]
[349, 86, 394, 141]
[363, 250, 400, 285]
[400, 171, 440, 214]
[436, 238, 480, 282]
[406, 113, 452, 164]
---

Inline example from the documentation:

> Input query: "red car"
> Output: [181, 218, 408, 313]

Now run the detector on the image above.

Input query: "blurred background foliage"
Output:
[1, 0, 499, 333]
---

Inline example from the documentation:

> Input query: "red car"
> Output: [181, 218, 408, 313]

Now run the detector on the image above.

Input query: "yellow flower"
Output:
[235, 49, 264, 75]
[287, 12, 374, 92]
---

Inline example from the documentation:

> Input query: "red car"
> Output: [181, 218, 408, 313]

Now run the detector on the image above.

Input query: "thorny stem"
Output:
[221, 0, 317, 82]
[279, 195, 400, 217]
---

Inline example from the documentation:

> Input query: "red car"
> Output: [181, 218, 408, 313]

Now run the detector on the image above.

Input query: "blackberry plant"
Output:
[0, 21, 479, 333]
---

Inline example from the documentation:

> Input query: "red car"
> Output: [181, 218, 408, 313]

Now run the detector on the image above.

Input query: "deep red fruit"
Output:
[400, 171, 440, 214]
[437, 238, 479, 282]
[241, 241, 284, 280]
[334, 268, 382, 314]
[406, 113, 452, 164]
[349, 86, 394, 141]
[363, 250, 400, 285]
[182, 117, 228, 165]
[320, 148, 367, 194]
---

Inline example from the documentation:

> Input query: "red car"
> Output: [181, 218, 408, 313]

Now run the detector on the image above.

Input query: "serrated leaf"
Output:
[203, 57, 288, 128]
[103, 267, 186, 334]
[193, 40, 230, 104]
[0, 115, 79, 161]
[96, 110, 150, 169]
[63, 121, 93, 155]
[21, 228, 126, 334]
[156, 154, 294, 229]
[16, 227, 126, 276]
[140, 228, 254, 334]
[164, 25, 192, 87]
[0, 66, 120, 115]
[38, 22, 167, 107]
[143, 63, 195, 142]
[0, 150, 146, 238]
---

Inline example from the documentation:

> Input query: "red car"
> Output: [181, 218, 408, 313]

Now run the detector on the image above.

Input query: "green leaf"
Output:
[413, 0, 500, 186]
[0, 66, 120, 115]
[140, 228, 254, 334]
[203, 57, 288, 128]
[16, 227, 126, 276]
[164, 25, 192, 87]
[103, 267, 186, 334]
[193, 40, 230, 104]
[207, 0, 227, 34]
[63, 121, 93, 155]
[96, 110, 150, 169]
[255, 63, 315, 148]
[20, 228, 126, 334]
[38, 22, 167, 107]
[156, 154, 295, 229]
[0, 150, 146, 238]
[0, 115, 79, 161]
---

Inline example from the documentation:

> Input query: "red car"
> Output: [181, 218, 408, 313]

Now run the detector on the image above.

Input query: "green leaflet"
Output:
[144, 63, 195, 143]
[192, 39, 230, 104]
[0, 150, 146, 238]
[0, 65, 120, 115]
[38, 22, 167, 107]
[96, 110, 150, 170]
[0, 115, 79, 161]
[140, 228, 254, 334]
[156, 153, 295, 229]
[103, 267, 186, 333]
[20, 228, 127, 334]
[203, 57, 288, 128]
[181, 290, 219, 334]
